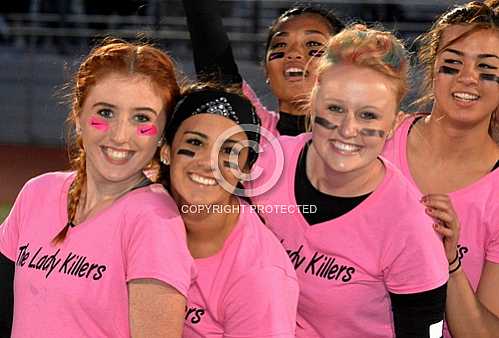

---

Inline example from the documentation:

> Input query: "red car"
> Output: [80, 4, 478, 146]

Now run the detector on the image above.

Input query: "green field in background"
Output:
[0, 204, 11, 223]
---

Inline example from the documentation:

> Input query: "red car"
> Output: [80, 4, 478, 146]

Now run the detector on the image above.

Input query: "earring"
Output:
[157, 137, 164, 147]
[160, 156, 169, 166]
[265, 78, 270, 85]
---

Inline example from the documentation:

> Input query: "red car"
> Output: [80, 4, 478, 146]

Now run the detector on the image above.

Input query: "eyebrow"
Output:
[442, 49, 499, 60]
[184, 131, 208, 139]
[92, 102, 159, 115]
[272, 29, 327, 39]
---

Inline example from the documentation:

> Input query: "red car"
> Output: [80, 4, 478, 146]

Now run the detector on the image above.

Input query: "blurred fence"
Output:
[0, 0, 466, 146]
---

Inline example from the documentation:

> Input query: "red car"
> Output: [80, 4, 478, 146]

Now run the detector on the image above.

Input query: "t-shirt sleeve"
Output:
[382, 210, 449, 294]
[485, 198, 499, 263]
[242, 81, 279, 137]
[222, 266, 299, 338]
[124, 211, 193, 298]
[0, 181, 31, 261]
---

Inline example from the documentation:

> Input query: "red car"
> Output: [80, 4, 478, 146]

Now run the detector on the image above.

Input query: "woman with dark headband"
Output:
[0, 38, 193, 337]
[383, 1, 499, 337]
[159, 84, 299, 337]
[249, 24, 448, 338]
[182, 0, 344, 137]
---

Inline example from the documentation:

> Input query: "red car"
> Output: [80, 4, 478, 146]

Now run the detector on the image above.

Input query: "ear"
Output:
[387, 111, 408, 139]
[160, 144, 171, 166]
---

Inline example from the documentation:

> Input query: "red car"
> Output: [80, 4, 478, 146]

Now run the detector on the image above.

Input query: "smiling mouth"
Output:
[452, 92, 480, 102]
[331, 140, 361, 154]
[101, 146, 134, 163]
[284, 67, 308, 79]
[189, 173, 217, 186]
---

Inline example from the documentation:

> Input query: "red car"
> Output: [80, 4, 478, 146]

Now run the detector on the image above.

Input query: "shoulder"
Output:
[234, 206, 295, 275]
[20, 171, 74, 196]
[120, 183, 181, 220]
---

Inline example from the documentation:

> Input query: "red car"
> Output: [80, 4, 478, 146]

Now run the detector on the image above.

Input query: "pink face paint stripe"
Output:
[137, 124, 158, 136]
[89, 116, 109, 132]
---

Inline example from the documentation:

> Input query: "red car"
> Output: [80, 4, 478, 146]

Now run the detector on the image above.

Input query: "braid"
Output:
[52, 139, 86, 244]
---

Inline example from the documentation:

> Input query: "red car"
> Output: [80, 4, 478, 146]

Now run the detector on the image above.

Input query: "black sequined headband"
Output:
[165, 90, 261, 168]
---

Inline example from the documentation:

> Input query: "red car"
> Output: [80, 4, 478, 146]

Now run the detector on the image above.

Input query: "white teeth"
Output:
[453, 92, 479, 101]
[189, 173, 217, 186]
[285, 67, 304, 76]
[104, 148, 129, 160]
[332, 141, 360, 153]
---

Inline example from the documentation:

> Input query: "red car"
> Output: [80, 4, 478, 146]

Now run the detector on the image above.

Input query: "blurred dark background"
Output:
[0, 0, 466, 211]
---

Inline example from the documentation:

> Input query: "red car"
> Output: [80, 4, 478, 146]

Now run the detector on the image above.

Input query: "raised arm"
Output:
[182, 0, 242, 85]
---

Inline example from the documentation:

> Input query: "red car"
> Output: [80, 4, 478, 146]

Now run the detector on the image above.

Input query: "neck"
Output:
[181, 197, 240, 258]
[419, 109, 496, 161]
[306, 144, 384, 197]
[279, 100, 306, 116]
[83, 169, 145, 213]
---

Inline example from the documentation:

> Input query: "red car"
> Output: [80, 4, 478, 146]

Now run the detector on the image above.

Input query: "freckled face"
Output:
[310, 64, 398, 175]
[77, 73, 166, 186]
[433, 26, 499, 126]
[165, 114, 249, 207]
[265, 14, 331, 111]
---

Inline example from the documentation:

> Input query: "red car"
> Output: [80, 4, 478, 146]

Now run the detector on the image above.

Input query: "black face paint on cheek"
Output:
[439, 65, 459, 75]
[314, 116, 338, 130]
[177, 149, 195, 157]
[309, 50, 324, 57]
[268, 52, 285, 61]
[359, 128, 385, 138]
[480, 73, 499, 83]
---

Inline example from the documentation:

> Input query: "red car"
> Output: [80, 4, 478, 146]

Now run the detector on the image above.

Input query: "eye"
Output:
[186, 138, 202, 147]
[306, 41, 323, 48]
[328, 104, 344, 113]
[359, 111, 379, 120]
[97, 109, 113, 119]
[478, 63, 497, 70]
[271, 42, 286, 49]
[444, 58, 462, 65]
[133, 113, 151, 123]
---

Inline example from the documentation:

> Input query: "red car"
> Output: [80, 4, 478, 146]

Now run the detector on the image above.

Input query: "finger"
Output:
[421, 194, 452, 205]
[421, 196, 457, 214]
[432, 223, 454, 238]
[425, 208, 458, 227]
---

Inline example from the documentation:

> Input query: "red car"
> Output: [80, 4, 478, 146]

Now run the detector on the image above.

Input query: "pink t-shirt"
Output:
[243, 81, 280, 137]
[0, 172, 194, 338]
[183, 200, 299, 338]
[250, 133, 449, 338]
[383, 116, 499, 338]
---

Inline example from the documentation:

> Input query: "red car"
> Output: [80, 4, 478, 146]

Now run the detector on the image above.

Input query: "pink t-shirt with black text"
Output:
[183, 200, 299, 338]
[0, 172, 194, 338]
[251, 133, 449, 338]
[383, 116, 499, 338]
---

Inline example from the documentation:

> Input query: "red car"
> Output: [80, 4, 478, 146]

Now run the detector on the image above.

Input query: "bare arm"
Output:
[128, 279, 186, 338]
[423, 194, 499, 338]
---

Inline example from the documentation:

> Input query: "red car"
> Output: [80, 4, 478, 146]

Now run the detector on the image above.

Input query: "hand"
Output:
[421, 193, 460, 262]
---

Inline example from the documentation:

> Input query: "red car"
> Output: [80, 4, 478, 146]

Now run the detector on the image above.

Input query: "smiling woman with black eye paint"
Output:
[248, 24, 449, 338]
[383, 1, 499, 337]
[182, 0, 344, 137]
[158, 84, 299, 338]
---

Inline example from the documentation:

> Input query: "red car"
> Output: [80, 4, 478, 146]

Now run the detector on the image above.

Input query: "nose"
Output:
[109, 118, 131, 144]
[338, 114, 358, 139]
[457, 63, 479, 86]
[286, 41, 305, 60]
